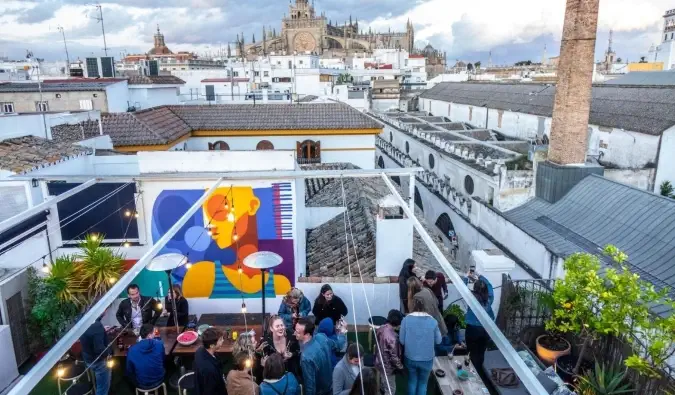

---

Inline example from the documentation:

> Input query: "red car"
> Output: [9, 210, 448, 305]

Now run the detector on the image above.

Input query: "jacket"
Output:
[312, 295, 348, 325]
[260, 373, 301, 395]
[261, 333, 302, 381]
[116, 296, 160, 328]
[399, 312, 442, 362]
[332, 355, 359, 395]
[227, 369, 260, 395]
[193, 346, 226, 395]
[79, 318, 111, 364]
[463, 275, 495, 327]
[398, 261, 415, 306]
[164, 295, 189, 327]
[413, 287, 448, 336]
[278, 296, 311, 330]
[300, 333, 334, 395]
[373, 323, 403, 376]
[126, 338, 165, 389]
[316, 318, 347, 367]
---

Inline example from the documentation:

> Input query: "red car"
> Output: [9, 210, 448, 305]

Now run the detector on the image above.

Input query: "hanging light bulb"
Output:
[123, 241, 131, 248]
[108, 277, 117, 284]
[106, 357, 114, 368]
[227, 212, 235, 222]
[185, 262, 193, 269]
[90, 234, 98, 241]
[134, 212, 139, 218]
[245, 358, 252, 368]
[157, 300, 163, 310]
[41, 257, 50, 273]
[207, 229, 213, 236]
[237, 266, 243, 274]
[241, 302, 247, 313]
[233, 232, 238, 241]
[56, 365, 65, 378]
[124, 210, 131, 217]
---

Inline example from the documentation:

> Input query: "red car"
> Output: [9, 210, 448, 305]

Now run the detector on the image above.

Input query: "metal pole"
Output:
[380, 174, 548, 395]
[261, 268, 266, 334]
[7, 177, 224, 395]
[166, 270, 180, 334]
[58, 27, 70, 75]
[408, 173, 415, 212]
[97, 5, 108, 56]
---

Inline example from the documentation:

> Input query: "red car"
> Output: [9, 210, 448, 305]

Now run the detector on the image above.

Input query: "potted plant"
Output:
[574, 361, 635, 395]
[77, 233, 124, 300]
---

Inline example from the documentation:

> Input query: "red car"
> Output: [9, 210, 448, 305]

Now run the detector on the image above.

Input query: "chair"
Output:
[177, 372, 195, 395]
[135, 382, 168, 395]
[367, 316, 387, 350]
[57, 360, 91, 395]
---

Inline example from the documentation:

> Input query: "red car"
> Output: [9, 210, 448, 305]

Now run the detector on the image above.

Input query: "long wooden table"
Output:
[111, 327, 179, 357]
[173, 324, 264, 355]
[433, 355, 489, 395]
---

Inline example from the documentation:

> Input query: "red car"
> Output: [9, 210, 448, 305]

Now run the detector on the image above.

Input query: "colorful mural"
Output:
[147, 183, 295, 299]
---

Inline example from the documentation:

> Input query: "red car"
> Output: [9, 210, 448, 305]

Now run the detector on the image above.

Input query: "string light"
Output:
[185, 262, 192, 269]
[233, 232, 238, 241]
[244, 358, 252, 368]
[237, 266, 243, 274]
[157, 300, 163, 310]
[241, 302, 247, 313]
[123, 241, 130, 248]
[134, 212, 139, 218]
[207, 229, 213, 236]
[106, 357, 114, 368]
[124, 210, 131, 217]
[41, 256, 50, 273]
[56, 365, 65, 378]
[108, 277, 117, 284]
[227, 212, 235, 222]
[90, 234, 98, 241]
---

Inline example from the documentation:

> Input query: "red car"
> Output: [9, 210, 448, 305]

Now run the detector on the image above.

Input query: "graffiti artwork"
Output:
[146, 183, 295, 299]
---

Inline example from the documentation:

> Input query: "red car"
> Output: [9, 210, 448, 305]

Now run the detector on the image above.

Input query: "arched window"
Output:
[256, 140, 274, 150]
[435, 213, 455, 238]
[208, 141, 229, 150]
[377, 156, 385, 169]
[414, 187, 424, 212]
[428, 154, 435, 169]
[389, 132, 393, 142]
[405, 141, 410, 154]
[464, 175, 475, 195]
[297, 140, 321, 164]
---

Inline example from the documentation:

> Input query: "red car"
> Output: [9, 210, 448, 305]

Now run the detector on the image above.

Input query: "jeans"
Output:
[89, 360, 111, 395]
[379, 373, 397, 395]
[405, 358, 433, 395]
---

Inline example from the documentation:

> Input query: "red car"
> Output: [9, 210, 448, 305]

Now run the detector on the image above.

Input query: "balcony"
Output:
[296, 157, 321, 165]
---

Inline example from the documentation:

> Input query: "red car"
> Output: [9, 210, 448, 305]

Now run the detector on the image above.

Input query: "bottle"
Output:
[154, 327, 160, 337]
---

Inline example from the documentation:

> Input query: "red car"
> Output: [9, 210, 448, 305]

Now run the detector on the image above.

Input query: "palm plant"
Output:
[46, 255, 87, 306]
[575, 362, 635, 395]
[77, 233, 124, 300]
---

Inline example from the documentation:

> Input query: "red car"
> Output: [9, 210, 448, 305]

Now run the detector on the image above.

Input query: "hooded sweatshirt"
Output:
[126, 338, 165, 388]
[317, 318, 346, 367]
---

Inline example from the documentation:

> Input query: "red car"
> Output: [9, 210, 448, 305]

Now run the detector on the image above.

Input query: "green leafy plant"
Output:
[47, 255, 86, 306]
[659, 181, 675, 199]
[575, 361, 635, 395]
[443, 304, 466, 329]
[77, 233, 124, 300]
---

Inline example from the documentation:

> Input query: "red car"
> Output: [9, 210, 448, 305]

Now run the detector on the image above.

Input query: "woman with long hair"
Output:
[278, 288, 312, 331]
[261, 315, 302, 381]
[398, 259, 416, 313]
[408, 276, 448, 337]
[312, 284, 348, 325]
[234, 331, 266, 382]
[463, 270, 494, 376]
[164, 284, 189, 327]
[348, 366, 380, 395]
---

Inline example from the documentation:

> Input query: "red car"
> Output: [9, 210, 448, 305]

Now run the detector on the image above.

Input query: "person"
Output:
[295, 317, 333, 395]
[261, 315, 302, 381]
[79, 310, 112, 395]
[332, 343, 363, 395]
[317, 317, 348, 367]
[400, 298, 442, 395]
[279, 288, 312, 331]
[227, 351, 260, 395]
[163, 284, 189, 327]
[260, 353, 301, 395]
[116, 284, 161, 330]
[424, 270, 448, 311]
[408, 276, 448, 337]
[398, 259, 416, 313]
[463, 271, 494, 374]
[348, 367, 380, 395]
[436, 313, 467, 357]
[233, 331, 266, 382]
[373, 310, 404, 395]
[312, 284, 348, 325]
[193, 327, 227, 395]
[126, 324, 165, 390]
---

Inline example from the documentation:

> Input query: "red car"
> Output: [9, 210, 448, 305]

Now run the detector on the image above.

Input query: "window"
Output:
[35, 101, 49, 112]
[435, 213, 455, 238]
[256, 140, 274, 150]
[264, 71, 269, 77]
[377, 156, 385, 169]
[428, 153, 435, 169]
[1, 102, 15, 113]
[389, 132, 393, 142]
[405, 141, 410, 154]
[79, 100, 93, 110]
[297, 140, 321, 164]
[233, 71, 239, 77]
[254, 71, 260, 77]
[299, 60, 304, 65]
[209, 141, 229, 150]
[464, 175, 475, 195]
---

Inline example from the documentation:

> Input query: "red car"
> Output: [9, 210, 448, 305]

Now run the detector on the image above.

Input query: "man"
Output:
[424, 270, 448, 311]
[374, 310, 404, 395]
[126, 324, 165, 390]
[295, 317, 333, 395]
[79, 309, 112, 395]
[194, 328, 227, 395]
[332, 343, 363, 395]
[116, 284, 161, 330]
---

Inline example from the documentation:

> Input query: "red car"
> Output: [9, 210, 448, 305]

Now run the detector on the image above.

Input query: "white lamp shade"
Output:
[243, 251, 283, 269]
[147, 253, 188, 271]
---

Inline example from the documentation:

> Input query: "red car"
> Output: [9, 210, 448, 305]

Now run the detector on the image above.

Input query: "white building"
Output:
[126, 75, 186, 110]
[652, 8, 675, 70]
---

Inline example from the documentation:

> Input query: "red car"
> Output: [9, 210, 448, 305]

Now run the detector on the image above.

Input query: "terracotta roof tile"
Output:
[0, 136, 91, 174]
[127, 75, 186, 85]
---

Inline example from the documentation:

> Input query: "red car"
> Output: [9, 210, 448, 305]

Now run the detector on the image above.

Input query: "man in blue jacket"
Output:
[126, 324, 165, 390]
[295, 317, 333, 395]
[79, 312, 112, 395]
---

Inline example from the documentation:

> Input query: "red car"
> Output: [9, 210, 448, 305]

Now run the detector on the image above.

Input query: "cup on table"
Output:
[232, 331, 238, 340]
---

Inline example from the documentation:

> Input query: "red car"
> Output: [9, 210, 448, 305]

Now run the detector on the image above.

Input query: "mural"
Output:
[147, 183, 295, 299]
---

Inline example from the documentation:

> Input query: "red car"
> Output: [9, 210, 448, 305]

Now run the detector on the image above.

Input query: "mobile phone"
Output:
[469, 266, 475, 273]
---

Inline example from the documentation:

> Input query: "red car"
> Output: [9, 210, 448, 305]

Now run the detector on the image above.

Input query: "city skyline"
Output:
[0, 0, 673, 65]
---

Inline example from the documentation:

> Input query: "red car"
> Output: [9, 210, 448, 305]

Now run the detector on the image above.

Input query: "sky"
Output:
[0, 0, 672, 65]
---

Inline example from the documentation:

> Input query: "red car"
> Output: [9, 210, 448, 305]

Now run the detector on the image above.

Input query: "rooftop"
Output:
[51, 120, 101, 143]
[127, 75, 186, 85]
[0, 135, 91, 174]
[603, 71, 675, 86]
[0, 80, 122, 93]
[421, 82, 675, 136]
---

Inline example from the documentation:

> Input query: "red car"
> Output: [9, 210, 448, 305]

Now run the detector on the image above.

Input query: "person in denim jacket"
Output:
[278, 287, 311, 331]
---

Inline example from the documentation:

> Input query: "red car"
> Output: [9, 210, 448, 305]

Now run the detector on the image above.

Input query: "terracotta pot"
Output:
[536, 334, 570, 365]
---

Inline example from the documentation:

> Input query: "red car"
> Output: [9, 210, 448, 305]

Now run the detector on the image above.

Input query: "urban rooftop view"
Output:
[0, 1, 674, 395]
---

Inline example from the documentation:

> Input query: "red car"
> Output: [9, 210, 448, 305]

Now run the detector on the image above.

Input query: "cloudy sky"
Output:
[0, 0, 672, 65]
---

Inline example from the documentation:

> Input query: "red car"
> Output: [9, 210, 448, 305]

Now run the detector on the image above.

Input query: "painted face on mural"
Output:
[205, 187, 261, 249]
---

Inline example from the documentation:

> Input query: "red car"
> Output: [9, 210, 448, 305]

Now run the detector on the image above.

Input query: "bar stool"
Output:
[367, 316, 387, 351]
[57, 360, 91, 395]
[177, 372, 195, 395]
[64, 382, 93, 395]
[135, 382, 168, 395]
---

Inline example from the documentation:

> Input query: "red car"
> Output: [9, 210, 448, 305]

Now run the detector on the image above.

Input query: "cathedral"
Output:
[242, 0, 414, 57]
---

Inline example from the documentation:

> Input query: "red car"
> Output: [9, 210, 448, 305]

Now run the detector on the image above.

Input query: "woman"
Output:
[374, 310, 404, 395]
[227, 351, 260, 395]
[348, 367, 380, 395]
[400, 298, 442, 395]
[278, 288, 311, 331]
[164, 284, 189, 327]
[312, 284, 348, 325]
[398, 259, 416, 313]
[317, 317, 347, 367]
[463, 272, 494, 375]
[261, 315, 302, 381]
[260, 353, 300, 395]
[408, 276, 448, 337]
[234, 330, 266, 382]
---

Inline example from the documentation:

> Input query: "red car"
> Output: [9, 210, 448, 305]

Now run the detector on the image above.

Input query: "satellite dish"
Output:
[243, 251, 283, 269]
[147, 253, 188, 271]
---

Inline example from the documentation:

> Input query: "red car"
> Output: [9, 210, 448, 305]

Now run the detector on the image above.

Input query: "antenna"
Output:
[57, 26, 71, 75]
[90, 3, 109, 56]
[542, 44, 547, 65]
[607, 29, 613, 53]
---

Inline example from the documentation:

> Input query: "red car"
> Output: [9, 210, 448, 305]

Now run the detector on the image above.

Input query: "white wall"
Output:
[604, 169, 656, 191]
[655, 127, 675, 189]
[0, 325, 19, 390]
[305, 207, 345, 229]
[0, 111, 100, 141]
[105, 81, 129, 112]
[128, 86, 180, 109]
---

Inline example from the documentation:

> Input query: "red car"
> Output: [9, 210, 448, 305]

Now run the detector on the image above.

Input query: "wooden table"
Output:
[172, 324, 263, 355]
[433, 356, 489, 395]
[111, 327, 178, 357]
[199, 313, 268, 327]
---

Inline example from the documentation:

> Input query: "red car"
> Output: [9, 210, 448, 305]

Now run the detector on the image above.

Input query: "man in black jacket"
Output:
[116, 284, 161, 330]
[80, 310, 112, 395]
[193, 328, 226, 395]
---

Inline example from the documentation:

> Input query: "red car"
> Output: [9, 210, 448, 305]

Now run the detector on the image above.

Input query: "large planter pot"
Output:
[536, 334, 571, 365]
[555, 354, 594, 383]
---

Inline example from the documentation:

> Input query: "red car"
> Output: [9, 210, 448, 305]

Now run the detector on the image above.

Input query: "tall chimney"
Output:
[548, 0, 600, 165]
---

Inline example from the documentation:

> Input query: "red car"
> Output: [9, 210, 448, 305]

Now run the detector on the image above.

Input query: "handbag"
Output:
[490, 368, 520, 388]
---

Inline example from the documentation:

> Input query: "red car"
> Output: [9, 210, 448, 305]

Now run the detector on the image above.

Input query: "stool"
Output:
[57, 361, 90, 395]
[135, 382, 168, 395]
[177, 372, 195, 395]
[64, 382, 93, 395]
[367, 316, 387, 350]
